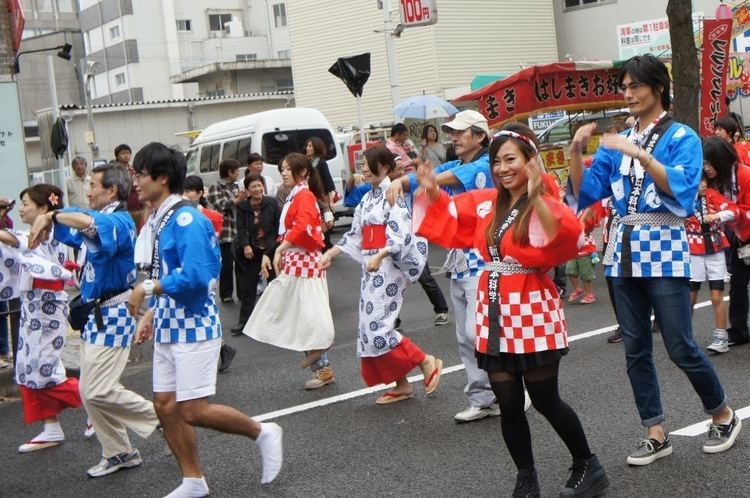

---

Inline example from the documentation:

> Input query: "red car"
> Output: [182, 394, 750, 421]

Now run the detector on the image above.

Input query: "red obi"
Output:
[362, 225, 387, 250]
[32, 278, 65, 291]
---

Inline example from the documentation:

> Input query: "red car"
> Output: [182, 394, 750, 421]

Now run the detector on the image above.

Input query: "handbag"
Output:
[67, 294, 96, 331]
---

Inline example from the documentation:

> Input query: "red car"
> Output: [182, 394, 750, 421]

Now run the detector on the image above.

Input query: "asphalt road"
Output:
[0, 233, 748, 498]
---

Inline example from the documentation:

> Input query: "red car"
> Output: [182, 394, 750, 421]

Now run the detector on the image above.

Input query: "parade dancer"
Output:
[243, 153, 336, 390]
[128, 143, 282, 497]
[387, 110, 521, 422]
[0, 184, 82, 453]
[319, 146, 443, 404]
[415, 127, 609, 498]
[29, 164, 160, 477]
[569, 54, 742, 466]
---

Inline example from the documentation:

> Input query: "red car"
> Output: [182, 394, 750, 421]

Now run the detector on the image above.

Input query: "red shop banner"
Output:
[700, 19, 733, 137]
[454, 62, 626, 128]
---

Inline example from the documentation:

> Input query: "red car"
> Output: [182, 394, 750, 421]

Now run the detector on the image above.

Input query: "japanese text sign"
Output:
[700, 19, 733, 137]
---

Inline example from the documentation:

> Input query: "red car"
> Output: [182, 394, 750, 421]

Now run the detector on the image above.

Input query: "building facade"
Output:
[285, 0, 559, 128]
[78, 0, 293, 104]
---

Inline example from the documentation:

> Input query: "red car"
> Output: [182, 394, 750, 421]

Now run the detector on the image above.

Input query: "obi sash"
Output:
[362, 224, 387, 250]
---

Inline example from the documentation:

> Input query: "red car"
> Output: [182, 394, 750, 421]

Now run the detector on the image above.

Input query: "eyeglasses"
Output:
[618, 82, 645, 94]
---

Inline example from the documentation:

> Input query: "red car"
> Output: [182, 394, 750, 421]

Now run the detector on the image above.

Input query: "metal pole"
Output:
[48, 54, 68, 200]
[82, 61, 98, 159]
[382, 0, 400, 110]
[357, 95, 367, 151]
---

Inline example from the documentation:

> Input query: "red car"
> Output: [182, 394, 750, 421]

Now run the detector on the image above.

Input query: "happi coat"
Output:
[414, 189, 582, 355]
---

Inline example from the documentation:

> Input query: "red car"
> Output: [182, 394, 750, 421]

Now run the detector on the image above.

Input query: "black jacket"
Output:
[235, 196, 281, 258]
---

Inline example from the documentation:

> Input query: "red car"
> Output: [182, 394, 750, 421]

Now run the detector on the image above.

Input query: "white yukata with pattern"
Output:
[0, 232, 71, 388]
[337, 177, 427, 357]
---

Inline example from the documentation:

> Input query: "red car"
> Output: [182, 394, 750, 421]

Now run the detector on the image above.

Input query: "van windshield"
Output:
[186, 149, 199, 174]
[262, 129, 336, 165]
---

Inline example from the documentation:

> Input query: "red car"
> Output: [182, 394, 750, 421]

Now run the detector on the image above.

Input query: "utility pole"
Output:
[381, 0, 401, 109]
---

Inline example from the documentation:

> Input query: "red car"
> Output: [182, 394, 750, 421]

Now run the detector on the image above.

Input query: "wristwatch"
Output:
[142, 279, 156, 297]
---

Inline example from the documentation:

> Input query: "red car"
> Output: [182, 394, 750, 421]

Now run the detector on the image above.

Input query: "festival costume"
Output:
[575, 115, 729, 426]
[414, 189, 581, 370]
[244, 182, 334, 352]
[144, 195, 223, 402]
[54, 202, 159, 460]
[685, 188, 737, 285]
[336, 177, 429, 385]
[0, 232, 81, 424]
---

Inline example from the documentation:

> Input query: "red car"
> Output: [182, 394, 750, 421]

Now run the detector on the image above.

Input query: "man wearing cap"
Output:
[387, 110, 520, 422]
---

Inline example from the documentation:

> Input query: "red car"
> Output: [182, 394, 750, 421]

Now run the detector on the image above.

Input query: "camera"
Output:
[0, 200, 15, 211]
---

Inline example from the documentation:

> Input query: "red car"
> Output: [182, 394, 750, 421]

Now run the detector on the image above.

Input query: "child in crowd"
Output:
[685, 175, 738, 354]
[566, 206, 604, 304]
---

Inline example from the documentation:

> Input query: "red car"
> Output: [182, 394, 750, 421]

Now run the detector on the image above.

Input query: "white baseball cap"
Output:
[441, 110, 490, 135]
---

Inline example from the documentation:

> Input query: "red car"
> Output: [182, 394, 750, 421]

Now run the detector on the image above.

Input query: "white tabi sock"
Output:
[255, 422, 283, 484]
[163, 477, 209, 498]
[38, 421, 64, 441]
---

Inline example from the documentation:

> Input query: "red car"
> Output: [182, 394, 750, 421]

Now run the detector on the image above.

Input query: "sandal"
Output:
[375, 390, 413, 405]
[423, 358, 443, 395]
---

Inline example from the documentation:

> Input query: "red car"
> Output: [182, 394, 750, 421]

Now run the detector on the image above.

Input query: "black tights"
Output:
[489, 361, 592, 471]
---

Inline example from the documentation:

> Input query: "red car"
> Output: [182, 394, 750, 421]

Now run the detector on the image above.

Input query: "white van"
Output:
[186, 108, 349, 216]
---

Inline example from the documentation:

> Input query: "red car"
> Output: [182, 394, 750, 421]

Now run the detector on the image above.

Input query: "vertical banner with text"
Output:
[700, 19, 733, 136]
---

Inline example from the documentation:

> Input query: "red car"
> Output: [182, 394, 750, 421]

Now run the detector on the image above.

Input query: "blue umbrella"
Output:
[392, 94, 458, 120]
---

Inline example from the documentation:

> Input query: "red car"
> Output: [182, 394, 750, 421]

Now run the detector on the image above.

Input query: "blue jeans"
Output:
[0, 301, 8, 355]
[612, 277, 727, 427]
[309, 352, 330, 372]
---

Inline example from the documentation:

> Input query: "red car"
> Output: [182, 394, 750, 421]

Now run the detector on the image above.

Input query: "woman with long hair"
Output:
[414, 126, 608, 497]
[419, 124, 446, 165]
[319, 145, 443, 404]
[0, 184, 81, 453]
[244, 153, 337, 389]
[703, 136, 750, 350]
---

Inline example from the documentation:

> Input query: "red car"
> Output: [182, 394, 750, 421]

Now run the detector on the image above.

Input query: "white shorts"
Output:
[690, 252, 728, 283]
[153, 338, 221, 402]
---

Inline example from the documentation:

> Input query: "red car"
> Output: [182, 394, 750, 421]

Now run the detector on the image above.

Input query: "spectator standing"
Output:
[115, 144, 146, 234]
[231, 173, 280, 335]
[245, 153, 277, 197]
[569, 54, 741, 465]
[206, 159, 246, 303]
[420, 124, 447, 165]
[385, 123, 418, 174]
[66, 157, 91, 209]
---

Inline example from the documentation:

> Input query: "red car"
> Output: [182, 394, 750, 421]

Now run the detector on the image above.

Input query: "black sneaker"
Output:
[607, 327, 623, 343]
[230, 325, 245, 336]
[221, 297, 234, 304]
[560, 454, 609, 497]
[703, 412, 742, 453]
[512, 468, 540, 498]
[218, 344, 236, 373]
[626, 436, 673, 466]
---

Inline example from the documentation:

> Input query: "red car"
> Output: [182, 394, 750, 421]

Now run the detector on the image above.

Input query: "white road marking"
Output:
[253, 297, 727, 423]
[670, 406, 750, 437]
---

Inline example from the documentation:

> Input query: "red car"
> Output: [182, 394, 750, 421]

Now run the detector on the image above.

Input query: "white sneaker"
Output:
[86, 449, 142, 477]
[524, 391, 531, 412]
[454, 403, 502, 423]
[256, 422, 283, 484]
[707, 328, 729, 354]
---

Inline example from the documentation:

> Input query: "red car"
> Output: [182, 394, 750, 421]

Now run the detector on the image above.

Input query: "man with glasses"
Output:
[569, 54, 741, 466]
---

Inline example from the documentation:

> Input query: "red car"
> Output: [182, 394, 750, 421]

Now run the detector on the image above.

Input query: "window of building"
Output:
[277, 49, 290, 59]
[109, 25, 120, 40]
[209, 13, 233, 31]
[115, 72, 126, 86]
[176, 19, 192, 32]
[564, 0, 616, 10]
[206, 89, 226, 98]
[236, 53, 258, 62]
[273, 3, 287, 28]
[276, 79, 294, 91]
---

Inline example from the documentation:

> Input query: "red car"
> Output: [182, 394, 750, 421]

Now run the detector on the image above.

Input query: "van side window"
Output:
[262, 129, 335, 165]
[222, 140, 239, 160]
[199, 145, 212, 173]
[236, 138, 252, 165]
[208, 144, 221, 171]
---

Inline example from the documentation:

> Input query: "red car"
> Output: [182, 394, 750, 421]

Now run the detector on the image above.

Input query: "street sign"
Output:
[399, 0, 437, 28]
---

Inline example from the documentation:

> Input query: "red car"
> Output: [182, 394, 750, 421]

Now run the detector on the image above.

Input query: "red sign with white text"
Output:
[8, 0, 26, 53]
[399, 0, 437, 27]
[700, 19, 733, 136]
